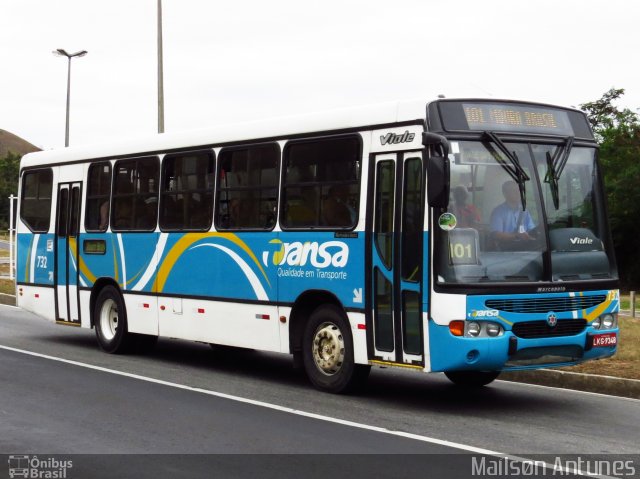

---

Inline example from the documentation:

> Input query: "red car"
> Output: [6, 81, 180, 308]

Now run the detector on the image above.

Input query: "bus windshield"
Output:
[434, 139, 617, 285]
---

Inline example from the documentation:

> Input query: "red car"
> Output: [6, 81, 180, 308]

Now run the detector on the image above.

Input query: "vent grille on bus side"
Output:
[511, 319, 587, 339]
[485, 295, 606, 313]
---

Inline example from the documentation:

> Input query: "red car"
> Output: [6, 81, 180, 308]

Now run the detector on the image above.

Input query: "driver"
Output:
[490, 180, 535, 242]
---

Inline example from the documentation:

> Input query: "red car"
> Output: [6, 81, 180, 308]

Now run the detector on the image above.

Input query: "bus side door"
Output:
[55, 182, 82, 324]
[370, 153, 424, 366]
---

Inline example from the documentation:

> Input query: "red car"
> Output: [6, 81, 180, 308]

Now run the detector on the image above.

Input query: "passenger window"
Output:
[111, 157, 159, 231]
[215, 144, 279, 230]
[160, 151, 215, 231]
[281, 136, 361, 229]
[20, 169, 53, 233]
[85, 162, 112, 232]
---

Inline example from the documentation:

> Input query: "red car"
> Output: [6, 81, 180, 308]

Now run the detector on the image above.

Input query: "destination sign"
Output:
[463, 103, 571, 134]
[436, 101, 593, 138]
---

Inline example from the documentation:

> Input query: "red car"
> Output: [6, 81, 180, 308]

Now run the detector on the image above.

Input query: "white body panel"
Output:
[123, 294, 159, 336]
[346, 312, 368, 365]
[157, 297, 281, 352]
[79, 290, 92, 328]
[429, 290, 466, 326]
[17, 286, 57, 322]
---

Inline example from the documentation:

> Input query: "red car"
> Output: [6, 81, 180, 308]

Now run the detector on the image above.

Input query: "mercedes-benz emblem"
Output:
[547, 312, 558, 327]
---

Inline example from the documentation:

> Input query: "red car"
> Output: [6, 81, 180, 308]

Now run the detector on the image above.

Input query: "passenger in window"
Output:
[136, 197, 157, 230]
[113, 200, 132, 229]
[99, 201, 109, 230]
[228, 198, 243, 228]
[450, 186, 480, 228]
[323, 185, 355, 227]
[286, 187, 316, 226]
[490, 180, 536, 242]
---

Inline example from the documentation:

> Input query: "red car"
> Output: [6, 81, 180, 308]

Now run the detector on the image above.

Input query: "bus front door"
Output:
[370, 153, 424, 366]
[55, 182, 82, 325]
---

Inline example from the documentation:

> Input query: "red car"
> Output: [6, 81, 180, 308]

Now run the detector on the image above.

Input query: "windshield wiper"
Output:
[544, 136, 574, 210]
[484, 131, 530, 211]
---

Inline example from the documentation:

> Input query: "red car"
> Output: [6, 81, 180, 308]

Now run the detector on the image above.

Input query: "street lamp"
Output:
[157, 0, 165, 133]
[53, 48, 87, 147]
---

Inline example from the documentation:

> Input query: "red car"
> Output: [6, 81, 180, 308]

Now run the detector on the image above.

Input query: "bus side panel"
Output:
[79, 232, 160, 335]
[154, 232, 281, 350]
[16, 232, 56, 322]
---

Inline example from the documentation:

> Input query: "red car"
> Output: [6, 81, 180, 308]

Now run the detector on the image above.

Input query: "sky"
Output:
[1, 0, 639, 150]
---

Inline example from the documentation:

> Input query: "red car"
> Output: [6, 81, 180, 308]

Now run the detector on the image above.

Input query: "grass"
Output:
[568, 314, 640, 380]
[0, 278, 15, 295]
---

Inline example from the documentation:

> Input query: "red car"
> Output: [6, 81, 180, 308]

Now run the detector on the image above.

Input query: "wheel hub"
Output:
[312, 322, 345, 375]
[99, 299, 119, 341]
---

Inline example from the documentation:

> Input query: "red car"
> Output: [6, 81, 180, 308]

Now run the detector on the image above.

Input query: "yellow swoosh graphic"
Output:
[154, 233, 270, 293]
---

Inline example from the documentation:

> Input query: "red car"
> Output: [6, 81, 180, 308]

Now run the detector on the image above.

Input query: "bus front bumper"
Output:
[428, 322, 618, 373]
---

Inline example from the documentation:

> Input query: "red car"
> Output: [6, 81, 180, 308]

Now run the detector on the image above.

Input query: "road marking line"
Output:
[0, 343, 496, 454]
[0, 344, 622, 478]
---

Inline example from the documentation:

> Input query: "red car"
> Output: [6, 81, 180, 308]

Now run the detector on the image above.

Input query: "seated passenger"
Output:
[450, 186, 480, 227]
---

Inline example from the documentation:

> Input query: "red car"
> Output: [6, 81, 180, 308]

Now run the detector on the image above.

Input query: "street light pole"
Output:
[53, 49, 87, 147]
[157, 0, 165, 133]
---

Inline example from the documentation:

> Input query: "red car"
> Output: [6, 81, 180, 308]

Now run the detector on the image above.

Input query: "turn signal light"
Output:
[449, 320, 465, 337]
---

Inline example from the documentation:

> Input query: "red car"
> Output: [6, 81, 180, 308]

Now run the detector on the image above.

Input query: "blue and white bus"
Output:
[16, 98, 620, 392]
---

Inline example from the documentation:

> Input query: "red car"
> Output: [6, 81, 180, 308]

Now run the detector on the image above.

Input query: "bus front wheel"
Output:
[94, 285, 133, 354]
[302, 304, 370, 394]
[445, 370, 500, 388]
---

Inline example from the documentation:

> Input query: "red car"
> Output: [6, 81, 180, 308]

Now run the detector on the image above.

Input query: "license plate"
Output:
[592, 333, 617, 347]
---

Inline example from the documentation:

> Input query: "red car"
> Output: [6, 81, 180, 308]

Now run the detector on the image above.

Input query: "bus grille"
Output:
[485, 295, 606, 313]
[511, 319, 587, 339]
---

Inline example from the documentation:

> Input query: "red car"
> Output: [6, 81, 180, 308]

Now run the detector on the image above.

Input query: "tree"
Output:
[0, 151, 21, 230]
[580, 88, 640, 289]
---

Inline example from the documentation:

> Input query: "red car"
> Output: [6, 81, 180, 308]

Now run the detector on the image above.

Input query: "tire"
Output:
[445, 370, 500, 388]
[302, 304, 370, 394]
[94, 285, 134, 354]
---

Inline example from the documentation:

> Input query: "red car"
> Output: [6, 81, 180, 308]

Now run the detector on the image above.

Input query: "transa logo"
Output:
[262, 240, 349, 268]
[469, 309, 499, 318]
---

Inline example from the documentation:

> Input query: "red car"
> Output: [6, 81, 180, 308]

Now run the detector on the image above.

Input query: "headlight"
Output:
[601, 314, 616, 329]
[591, 317, 601, 329]
[467, 321, 481, 337]
[486, 322, 502, 337]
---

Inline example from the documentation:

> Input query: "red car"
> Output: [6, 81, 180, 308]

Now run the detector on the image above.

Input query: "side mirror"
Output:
[422, 132, 451, 209]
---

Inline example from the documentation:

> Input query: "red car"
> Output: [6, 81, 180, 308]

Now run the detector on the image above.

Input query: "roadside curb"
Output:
[500, 369, 640, 400]
[0, 293, 16, 306]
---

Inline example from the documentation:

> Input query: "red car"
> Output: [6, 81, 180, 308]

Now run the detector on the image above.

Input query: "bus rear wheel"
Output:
[94, 285, 133, 354]
[445, 370, 500, 388]
[302, 305, 370, 394]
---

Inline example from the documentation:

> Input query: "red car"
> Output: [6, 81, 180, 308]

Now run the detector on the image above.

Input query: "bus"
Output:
[16, 98, 620, 393]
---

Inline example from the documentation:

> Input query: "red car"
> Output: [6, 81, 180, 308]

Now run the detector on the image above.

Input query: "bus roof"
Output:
[20, 99, 429, 168]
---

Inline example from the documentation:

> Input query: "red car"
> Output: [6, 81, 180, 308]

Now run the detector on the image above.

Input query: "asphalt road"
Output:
[1, 305, 638, 478]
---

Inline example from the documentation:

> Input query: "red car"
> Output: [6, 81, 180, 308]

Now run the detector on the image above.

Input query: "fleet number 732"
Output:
[36, 256, 47, 268]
